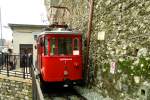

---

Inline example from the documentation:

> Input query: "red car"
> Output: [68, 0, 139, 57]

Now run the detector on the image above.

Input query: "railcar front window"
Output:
[44, 38, 48, 55]
[50, 38, 56, 55]
[74, 38, 79, 50]
[58, 38, 72, 55]
[73, 38, 79, 55]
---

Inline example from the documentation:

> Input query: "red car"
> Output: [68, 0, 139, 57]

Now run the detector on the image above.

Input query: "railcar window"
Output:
[40, 39, 43, 46]
[44, 38, 48, 55]
[74, 38, 79, 50]
[50, 38, 56, 55]
[58, 38, 72, 55]
[39, 38, 44, 54]
[73, 38, 79, 55]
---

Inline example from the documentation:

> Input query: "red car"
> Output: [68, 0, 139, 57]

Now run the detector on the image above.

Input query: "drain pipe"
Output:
[86, 0, 94, 84]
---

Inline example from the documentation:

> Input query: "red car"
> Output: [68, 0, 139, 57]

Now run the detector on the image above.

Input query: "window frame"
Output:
[44, 37, 49, 55]
[73, 38, 79, 50]
[50, 38, 56, 56]
[48, 35, 81, 56]
[57, 37, 73, 56]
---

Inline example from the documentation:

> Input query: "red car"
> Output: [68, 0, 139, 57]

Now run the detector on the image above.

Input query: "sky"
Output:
[0, 0, 49, 40]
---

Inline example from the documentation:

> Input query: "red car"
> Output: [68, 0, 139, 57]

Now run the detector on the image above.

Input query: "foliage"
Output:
[118, 56, 150, 79]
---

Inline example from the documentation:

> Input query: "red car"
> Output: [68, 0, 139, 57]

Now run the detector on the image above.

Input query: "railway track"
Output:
[42, 86, 87, 100]
[32, 66, 86, 100]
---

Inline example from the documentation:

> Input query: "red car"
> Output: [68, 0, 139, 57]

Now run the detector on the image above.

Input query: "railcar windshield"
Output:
[49, 37, 80, 56]
[58, 38, 72, 55]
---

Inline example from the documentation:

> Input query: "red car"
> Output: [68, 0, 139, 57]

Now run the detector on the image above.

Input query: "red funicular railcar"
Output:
[36, 25, 82, 87]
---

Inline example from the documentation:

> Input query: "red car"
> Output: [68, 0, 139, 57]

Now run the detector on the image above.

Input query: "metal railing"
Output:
[32, 66, 44, 100]
[0, 52, 31, 79]
[1, 52, 45, 100]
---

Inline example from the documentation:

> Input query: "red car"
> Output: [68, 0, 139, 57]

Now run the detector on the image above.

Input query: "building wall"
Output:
[0, 39, 6, 46]
[13, 32, 34, 54]
[11, 26, 44, 67]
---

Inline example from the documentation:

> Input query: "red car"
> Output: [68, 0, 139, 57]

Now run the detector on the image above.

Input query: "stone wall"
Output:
[0, 78, 32, 100]
[59, 0, 89, 31]
[90, 0, 150, 99]
[44, 0, 89, 36]
[44, 0, 150, 99]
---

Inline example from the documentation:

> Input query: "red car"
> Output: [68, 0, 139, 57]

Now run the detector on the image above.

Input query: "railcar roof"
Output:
[39, 28, 81, 36]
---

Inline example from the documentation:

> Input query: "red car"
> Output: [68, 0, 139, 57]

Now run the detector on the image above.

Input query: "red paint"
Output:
[36, 32, 82, 83]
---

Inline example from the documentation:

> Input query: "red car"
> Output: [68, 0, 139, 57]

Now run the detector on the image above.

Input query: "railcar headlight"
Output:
[64, 70, 68, 76]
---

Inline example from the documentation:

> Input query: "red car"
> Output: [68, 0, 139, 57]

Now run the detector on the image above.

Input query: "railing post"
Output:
[23, 64, 25, 79]
[0, 53, 1, 74]
[23, 55, 27, 79]
[0, 66, 2, 74]
[32, 66, 34, 100]
[1, 52, 3, 69]
[29, 64, 32, 78]
[7, 54, 9, 77]
[0, 52, 2, 74]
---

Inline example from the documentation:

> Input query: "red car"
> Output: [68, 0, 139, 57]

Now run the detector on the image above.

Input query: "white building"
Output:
[9, 24, 47, 66]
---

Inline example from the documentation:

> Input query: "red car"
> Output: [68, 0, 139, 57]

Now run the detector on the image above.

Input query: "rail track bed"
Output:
[42, 86, 87, 100]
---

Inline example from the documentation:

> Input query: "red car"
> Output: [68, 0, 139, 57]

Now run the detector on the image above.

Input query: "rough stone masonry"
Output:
[90, 0, 150, 99]
[0, 77, 32, 100]
[45, 0, 150, 99]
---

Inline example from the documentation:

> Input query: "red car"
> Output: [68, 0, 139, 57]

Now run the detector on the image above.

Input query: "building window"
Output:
[34, 35, 37, 40]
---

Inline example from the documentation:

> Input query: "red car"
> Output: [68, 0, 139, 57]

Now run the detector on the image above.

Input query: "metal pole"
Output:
[23, 63, 25, 79]
[2, 52, 3, 69]
[0, 7, 3, 47]
[7, 54, 9, 76]
[86, 0, 94, 84]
